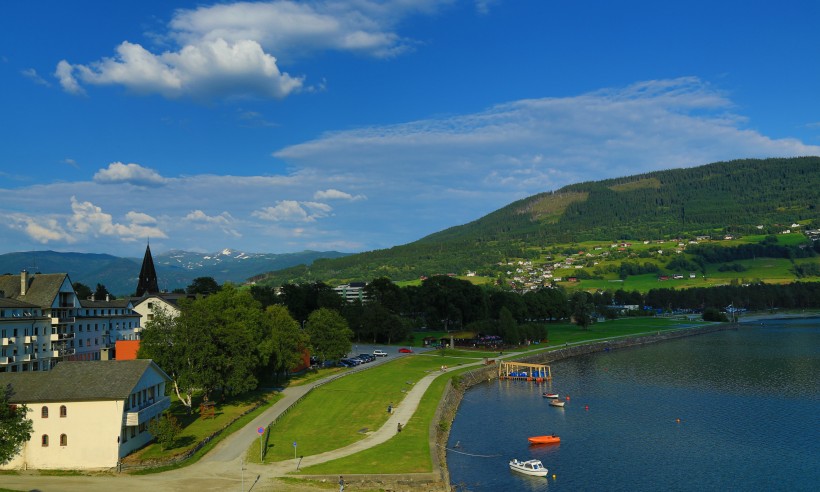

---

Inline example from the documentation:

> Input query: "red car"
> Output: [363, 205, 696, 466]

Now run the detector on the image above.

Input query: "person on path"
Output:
[339, 475, 345, 491]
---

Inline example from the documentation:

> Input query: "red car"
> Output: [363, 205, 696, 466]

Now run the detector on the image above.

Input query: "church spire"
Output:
[135, 243, 159, 297]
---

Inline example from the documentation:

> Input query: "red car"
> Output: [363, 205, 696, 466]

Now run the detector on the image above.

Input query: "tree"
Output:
[260, 305, 308, 380]
[95, 283, 113, 300]
[570, 291, 593, 330]
[305, 308, 353, 362]
[72, 282, 92, 300]
[1, 384, 33, 465]
[186, 276, 220, 295]
[147, 412, 182, 451]
[138, 305, 199, 413]
[499, 307, 520, 345]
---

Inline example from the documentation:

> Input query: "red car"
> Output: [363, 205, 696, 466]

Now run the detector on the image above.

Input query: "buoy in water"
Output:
[585, 405, 589, 410]
[565, 395, 570, 401]
[552, 474, 557, 480]
[675, 418, 681, 423]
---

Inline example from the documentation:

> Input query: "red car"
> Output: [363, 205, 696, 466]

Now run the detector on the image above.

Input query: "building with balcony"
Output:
[0, 271, 142, 372]
[0, 359, 170, 470]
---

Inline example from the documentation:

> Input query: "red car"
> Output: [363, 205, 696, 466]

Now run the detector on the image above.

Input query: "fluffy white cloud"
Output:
[8, 214, 75, 244]
[55, 60, 84, 95]
[184, 210, 241, 237]
[313, 188, 366, 201]
[94, 162, 168, 187]
[55, 0, 448, 99]
[252, 200, 332, 222]
[67, 197, 167, 241]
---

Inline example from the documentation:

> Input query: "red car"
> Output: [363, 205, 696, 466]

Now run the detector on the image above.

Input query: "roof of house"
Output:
[0, 360, 168, 403]
[0, 272, 69, 308]
[79, 298, 134, 309]
[0, 297, 40, 309]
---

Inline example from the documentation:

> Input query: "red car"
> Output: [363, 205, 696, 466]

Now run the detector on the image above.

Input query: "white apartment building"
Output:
[333, 281, 368, 303]
[0, 359, 170, 470]
[0, 271, 142, 373]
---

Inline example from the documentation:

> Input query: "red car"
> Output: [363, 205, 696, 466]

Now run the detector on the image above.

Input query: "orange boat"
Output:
[527, 435, 561, 445]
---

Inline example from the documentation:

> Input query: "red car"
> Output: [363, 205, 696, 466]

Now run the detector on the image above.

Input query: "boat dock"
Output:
[498, 361, 551, 381]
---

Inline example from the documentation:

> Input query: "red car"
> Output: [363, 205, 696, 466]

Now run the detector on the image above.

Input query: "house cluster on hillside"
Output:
[0, 244, 181, 471]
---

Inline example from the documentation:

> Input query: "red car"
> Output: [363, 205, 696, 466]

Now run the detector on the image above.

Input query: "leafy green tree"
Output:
[138, 305, 200, 413]
[183, 284, 265, 399]
[95, 283, 113, 300]
[72, 282, 92, 300]
[0, 384, 33, 465]
[499, 307, 520, 345]
[305, 308, 353, 362]
[570, 291, 593, 329]
[364, 277, 405, 313]
[147, 412, 182, 451]
[260, 305, 308, 380]
[186, 276, 221, 295]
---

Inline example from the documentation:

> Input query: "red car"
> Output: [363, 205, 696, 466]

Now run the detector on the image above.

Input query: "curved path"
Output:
[2, 352, 484, 492]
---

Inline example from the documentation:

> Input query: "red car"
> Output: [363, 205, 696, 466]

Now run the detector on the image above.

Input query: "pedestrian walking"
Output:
[339, 475, 345, 491]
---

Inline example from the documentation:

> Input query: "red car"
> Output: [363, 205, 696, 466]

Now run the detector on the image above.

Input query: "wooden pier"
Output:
[498, 361, 551, 381]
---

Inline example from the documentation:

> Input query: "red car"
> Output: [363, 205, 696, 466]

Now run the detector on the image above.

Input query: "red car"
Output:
[398, 348, 413, 353]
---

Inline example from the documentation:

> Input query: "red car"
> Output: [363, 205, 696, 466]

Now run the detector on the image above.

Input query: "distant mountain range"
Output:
[0, 249, 350, 297]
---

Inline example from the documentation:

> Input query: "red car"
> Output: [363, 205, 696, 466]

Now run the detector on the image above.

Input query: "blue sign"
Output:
[257, 427, 265, 435]
[293, 441, 297, 447]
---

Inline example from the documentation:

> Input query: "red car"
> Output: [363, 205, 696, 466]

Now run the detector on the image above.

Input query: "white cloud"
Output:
[93, 162, 168, 187]
[67, 197, 167, 242]
[274, 77, 820, 193]
[313, 188, 366, 201]
[125, 211, 158, 225]
[184, 210, 241, 237]
[8, 214, 75, 244]
[56, 1, 451, 99]
[21, 68, 51, 86]
[55, 60, 85, 95]
[252, 200, 332, 222]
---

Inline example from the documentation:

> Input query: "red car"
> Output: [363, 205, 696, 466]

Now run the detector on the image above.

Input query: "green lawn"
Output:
[251, 355, 479, 463]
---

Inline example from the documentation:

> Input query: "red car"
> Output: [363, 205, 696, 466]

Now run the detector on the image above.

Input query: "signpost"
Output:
[257, 427, 265, 463]
[293, 441, 297, 460]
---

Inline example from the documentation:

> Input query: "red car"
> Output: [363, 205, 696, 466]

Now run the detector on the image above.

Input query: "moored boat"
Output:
[543, 393, 559, 399]
[509, 458, 549, 477]
[528, 435, 560, 445]
[549, 399, 565, 407]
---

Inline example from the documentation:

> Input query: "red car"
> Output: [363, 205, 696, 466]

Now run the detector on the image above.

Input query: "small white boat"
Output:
[549, 399, 565, 407]
[509, 458, 549, 477]
[543, 393, 559, 399]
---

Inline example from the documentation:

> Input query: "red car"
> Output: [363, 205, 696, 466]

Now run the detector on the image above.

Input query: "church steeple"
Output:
[135, 243, 159, 297]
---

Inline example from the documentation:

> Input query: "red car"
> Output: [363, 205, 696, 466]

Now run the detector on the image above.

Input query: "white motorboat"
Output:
[549, 399, 565, 407]
[509, 458, 549, 477]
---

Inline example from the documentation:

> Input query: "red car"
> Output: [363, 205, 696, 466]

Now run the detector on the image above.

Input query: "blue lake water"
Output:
[446, 318, 820, 491]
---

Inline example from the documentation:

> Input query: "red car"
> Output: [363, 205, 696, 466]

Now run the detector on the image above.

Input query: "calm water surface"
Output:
[446, 319, 820, 491]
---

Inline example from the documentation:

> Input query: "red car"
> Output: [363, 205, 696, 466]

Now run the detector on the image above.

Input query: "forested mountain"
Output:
[255, 157, 820, 286]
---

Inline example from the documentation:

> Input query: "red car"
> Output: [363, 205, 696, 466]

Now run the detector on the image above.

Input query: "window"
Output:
[60, 405, 67, 417]
[60, 434, 68, 446]
[42, 434, 49, 447]
[41, 406, 48, 418]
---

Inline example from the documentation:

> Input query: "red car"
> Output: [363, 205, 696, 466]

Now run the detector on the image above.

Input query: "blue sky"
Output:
[2, 0, 819, 258]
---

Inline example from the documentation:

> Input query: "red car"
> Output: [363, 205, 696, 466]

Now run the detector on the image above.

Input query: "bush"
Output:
[702, 307, 728, 322]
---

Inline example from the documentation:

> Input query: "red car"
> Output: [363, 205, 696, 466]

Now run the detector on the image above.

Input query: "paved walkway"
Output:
[2, 354, 480, 492]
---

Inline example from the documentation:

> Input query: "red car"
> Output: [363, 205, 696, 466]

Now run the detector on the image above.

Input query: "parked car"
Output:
[373, 349, 388, 357]
[358, 354, 375, 362]
[398, 348, 413, 353]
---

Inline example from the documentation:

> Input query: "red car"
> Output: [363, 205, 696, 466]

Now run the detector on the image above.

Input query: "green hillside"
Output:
[255, 157, 820, 286]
